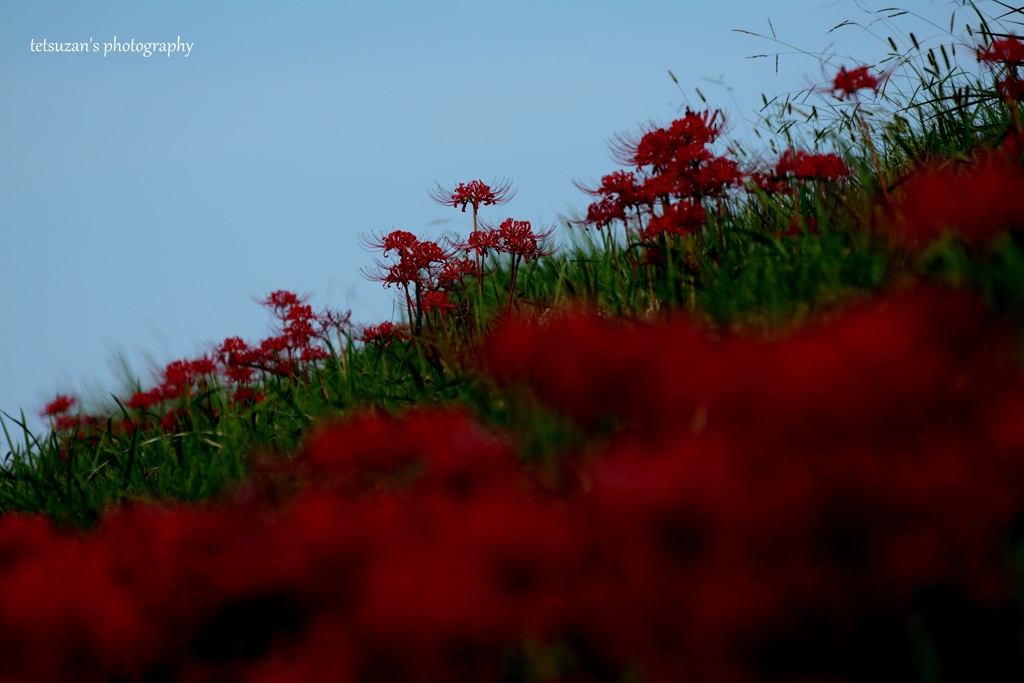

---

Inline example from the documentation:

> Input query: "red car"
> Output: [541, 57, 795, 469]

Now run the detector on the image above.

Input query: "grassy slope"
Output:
[2, 3, 1023, 529]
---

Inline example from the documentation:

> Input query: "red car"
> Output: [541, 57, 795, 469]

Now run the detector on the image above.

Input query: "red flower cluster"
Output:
[747, 148, 852, 235]
[40, 394, 87, 434]
[218, 291, 346, 382]
[360, 320, 411, 347]
[363, 182, 559, 328]
[45, 292, 351, 442]
[886, 149, 1024, 247]
[468, 218, 557, 312]
[831, 65, 881, 100]
[978, 35, 1024, 101]
[361, 230, 475, 328]
[577, 109, 742, 241]
[363, 232, 443, 289]
[469, 217, 555, 262]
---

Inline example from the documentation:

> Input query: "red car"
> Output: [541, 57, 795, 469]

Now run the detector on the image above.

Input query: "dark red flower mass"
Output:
[887, 149, 1024, 247]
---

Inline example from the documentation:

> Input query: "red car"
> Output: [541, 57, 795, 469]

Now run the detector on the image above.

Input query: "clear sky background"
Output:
[2, 1, 973, 435]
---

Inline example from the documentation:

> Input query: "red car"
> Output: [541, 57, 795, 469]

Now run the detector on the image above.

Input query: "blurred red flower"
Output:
[887, 149, 1024, 247]
[832, 65, 881, 100]
[41, 394, 76, 417]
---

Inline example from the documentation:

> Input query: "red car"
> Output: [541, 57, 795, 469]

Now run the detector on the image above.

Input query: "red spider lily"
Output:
[217, 336, 252, 359]
[997, 75, 1024, 101]
[368, 257, 420, 289]
[428, 179, 519, 302]
[53, 414, 91, 432]
[473, 218, 557, 311]
[977, 35, 1024, 67]
[593, 170, 643, 201]
[300, 346, 329, 362]
[641, 199, 707, 239]
[282, 303, 318, 348]
[157, 357, 216, 401]
[747, 171, 789, 194]
[428, 178, 516, 213]
[831, 65, 881, 100]
[41, 394, 75, 417]
[187, 356, 217, 377]
[362, 236, 454, 287]
[493, 218, 555, 261]
[317, 306, 353, 338]
[434, 255, 479, 290]
[977, 36, 1024, 102]
[300, 409, 519, 496]
[773, 149, 850, 182]
[574, 170, 645, 208]
[361, 232, 466, 330]
[159, 409, 183, 431]
[251, 294, 344, 378]
[749, 150, 850, 234]
[271, 359, 299, 378]
[43, 292, 348, 446]
[158, 360, 194, 400]
[581, 194, 631, 230]
[409, 239, 449, 265]
[360, 229, 420, 257]
[462, 228, 503, 256]
[887, 149, 1024, 247]
[613, 110, 722, 171]
[573, 171, 646, 230]
[262, 289, 303, 311]
[361, 321, 411, 347]
[260, 335, 290, 355]
[420, 290, 456, 315]
[219, 344, 257, 383]
[125, 390, 162, 411]
[231, 386, 265, 405]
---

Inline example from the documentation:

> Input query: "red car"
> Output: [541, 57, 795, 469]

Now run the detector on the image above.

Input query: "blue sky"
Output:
[1, 1, 967, 434]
